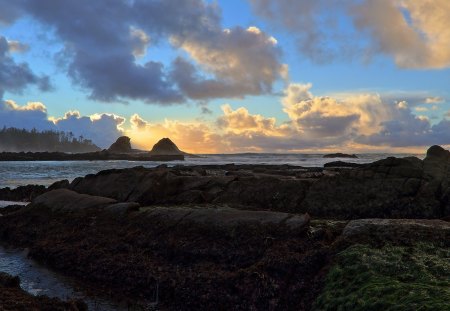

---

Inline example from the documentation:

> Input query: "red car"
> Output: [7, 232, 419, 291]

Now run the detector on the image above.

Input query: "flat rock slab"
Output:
[33, 189, 117, 211]
[31, 190, 310, 233]
[140, 206, 310, 233]
[343, 219, 450, 244]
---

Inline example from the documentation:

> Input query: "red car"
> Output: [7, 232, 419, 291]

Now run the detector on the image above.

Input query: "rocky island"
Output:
[0, 145, 449, 310]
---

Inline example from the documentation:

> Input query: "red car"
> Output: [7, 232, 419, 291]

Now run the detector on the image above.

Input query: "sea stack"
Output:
[150, 138, 184, 156]
[149, 138, 185, 160]
[108, 136, 132, 153]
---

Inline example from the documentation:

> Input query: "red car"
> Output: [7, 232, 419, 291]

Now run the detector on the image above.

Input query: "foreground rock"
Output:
[0, 272, 86, 311]
[341, 218, 450, 245]
[323, 161, 364, 168]
[65, 146, 450, 219]
[0, 185, 46, 202]
[0, 190, 325, 310]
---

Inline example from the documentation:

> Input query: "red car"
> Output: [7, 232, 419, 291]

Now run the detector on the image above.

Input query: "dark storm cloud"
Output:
[0, 36, 51, 99]
[23, 0, 183, 104]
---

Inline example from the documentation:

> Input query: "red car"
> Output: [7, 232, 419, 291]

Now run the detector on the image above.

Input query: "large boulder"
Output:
[302, 156, 436, 218]
[33, 189, 117, 211]
[108, 136, 132, 153]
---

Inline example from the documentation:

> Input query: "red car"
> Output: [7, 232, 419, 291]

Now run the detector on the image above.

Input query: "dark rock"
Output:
[0, 150, 183, 161]
[108, 136, 132, 153]
[0, 192, 316, 310]
[0, 272, 20, 288]
[342, 219, 450, 245]
[48, 179, 70, 191]
[33, 189, 117, 211]
[0, 184, 46, 202]
[324, 161, 364, 168]
[303, 155, 440, 219]
[0, 272, 87, 310]
[150, 137, 183, 155]
[323, 153, 358, 159]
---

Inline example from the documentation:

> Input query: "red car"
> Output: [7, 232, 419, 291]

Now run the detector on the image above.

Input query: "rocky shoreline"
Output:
[0, 145, 449, 310]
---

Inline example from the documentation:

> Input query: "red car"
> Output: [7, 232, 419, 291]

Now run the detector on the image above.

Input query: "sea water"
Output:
[0, 153, 423, 188]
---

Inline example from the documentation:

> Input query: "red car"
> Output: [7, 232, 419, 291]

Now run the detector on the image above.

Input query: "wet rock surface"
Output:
[0, 272, 86, 311]
[0, 191, 327, 310]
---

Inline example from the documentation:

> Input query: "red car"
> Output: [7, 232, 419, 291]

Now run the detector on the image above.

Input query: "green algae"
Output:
[313, 243, 450, 311]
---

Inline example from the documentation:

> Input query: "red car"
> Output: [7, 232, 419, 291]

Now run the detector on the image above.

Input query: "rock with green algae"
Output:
[313, 243, 450, 311]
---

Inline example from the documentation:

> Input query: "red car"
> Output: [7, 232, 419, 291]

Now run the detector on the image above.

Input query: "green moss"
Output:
[313, 243, 450, 311]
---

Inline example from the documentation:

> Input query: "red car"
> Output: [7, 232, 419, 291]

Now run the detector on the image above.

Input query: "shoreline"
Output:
[0, 145, 449, 309]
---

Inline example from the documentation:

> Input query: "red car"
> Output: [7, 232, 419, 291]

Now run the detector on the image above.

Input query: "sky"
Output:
[1, 0, 450, 153]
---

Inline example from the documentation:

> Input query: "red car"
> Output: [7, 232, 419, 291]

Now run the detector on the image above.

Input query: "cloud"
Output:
[425, 97, 445, 104]
[22, 0, 183, 104]
[6, 40, 29, 53]
[0, 100, 124, 148]
[216, 83, 450, 151]
[171, 26, 287, 99]
[3, 0, 285, 104]
[130, 27, 151, 58]
[128, 114, 223, 153]
[0, 36, 51, 99]
[415, 107, 428, 112]
[126, 84, 450, 152]
[282, 84, 392, 138]
[0, 1, 24, 25]
[52, 111, 125, 148]
[249, 0, 450, 69]
[0, 100, 53, 131]
[217, 104, 280, 135]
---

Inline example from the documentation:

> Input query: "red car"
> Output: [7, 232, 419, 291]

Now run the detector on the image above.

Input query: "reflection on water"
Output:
[0, 153, 423, 188]
[0, 201, 28, 208]
[0, 246, 153, 310]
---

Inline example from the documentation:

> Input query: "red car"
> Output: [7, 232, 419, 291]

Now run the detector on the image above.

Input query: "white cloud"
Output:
[0, 100, 124, 148]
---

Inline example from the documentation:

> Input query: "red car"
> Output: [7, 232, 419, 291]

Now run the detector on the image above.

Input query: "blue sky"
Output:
[1, 0, 449, 152]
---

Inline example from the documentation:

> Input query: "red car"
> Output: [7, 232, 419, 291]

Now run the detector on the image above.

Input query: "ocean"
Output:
[0, 153, 423, 189]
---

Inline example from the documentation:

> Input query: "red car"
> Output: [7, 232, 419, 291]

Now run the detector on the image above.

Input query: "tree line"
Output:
[0, 127, 101, 153]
